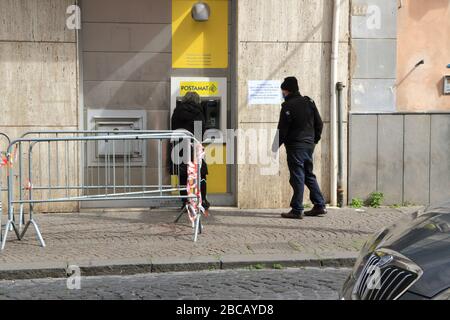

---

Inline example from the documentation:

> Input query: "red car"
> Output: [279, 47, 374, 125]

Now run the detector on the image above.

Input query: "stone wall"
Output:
[0, 0, 79, 212]
[349, 113, 450, 206]
[236, 0, 350, 208]
[350, 0, 398, 112]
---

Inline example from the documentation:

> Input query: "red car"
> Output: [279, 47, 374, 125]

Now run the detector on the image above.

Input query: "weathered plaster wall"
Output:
[236, 0, 350, 208]
[397, 0, 450, 111]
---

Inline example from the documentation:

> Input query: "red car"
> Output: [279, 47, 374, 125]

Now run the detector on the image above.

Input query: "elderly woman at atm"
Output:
[171, 91, 210, 210]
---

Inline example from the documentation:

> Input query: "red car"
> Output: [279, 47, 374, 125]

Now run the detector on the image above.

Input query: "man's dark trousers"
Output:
[286, 147, 325, 213]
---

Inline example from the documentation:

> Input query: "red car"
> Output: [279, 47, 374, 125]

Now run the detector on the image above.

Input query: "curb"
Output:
[0, 253, 358, 280]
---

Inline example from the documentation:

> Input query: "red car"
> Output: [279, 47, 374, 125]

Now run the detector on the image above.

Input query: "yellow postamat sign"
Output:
[172, 0, 228, 69]
[180, 81, 219, 96]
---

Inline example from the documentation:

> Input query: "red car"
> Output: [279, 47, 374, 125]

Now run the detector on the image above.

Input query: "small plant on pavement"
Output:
[350, 198, 364, 209]
[248, 263, 265, 270]
[390, 201, 416, 209]
[367, 192, 384, 208]
[272, 264, 283, 270]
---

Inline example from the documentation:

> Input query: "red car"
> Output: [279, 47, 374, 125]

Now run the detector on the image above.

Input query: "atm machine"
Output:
[174, 97, 221, 131]
[170, 77, 228, 195]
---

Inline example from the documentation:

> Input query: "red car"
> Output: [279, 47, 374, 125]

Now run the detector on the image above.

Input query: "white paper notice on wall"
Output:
[248, 80, 283, 105]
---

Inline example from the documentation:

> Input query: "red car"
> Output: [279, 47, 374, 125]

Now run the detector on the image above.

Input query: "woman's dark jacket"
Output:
[170, 101, 208, 177]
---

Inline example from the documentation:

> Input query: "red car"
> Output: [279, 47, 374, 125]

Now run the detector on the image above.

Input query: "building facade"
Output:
[348, 0, 450, 206]
[0, 0, 448, 211]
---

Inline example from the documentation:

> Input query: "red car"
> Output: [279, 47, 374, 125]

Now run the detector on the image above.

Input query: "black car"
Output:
[341, 201, 450, 300]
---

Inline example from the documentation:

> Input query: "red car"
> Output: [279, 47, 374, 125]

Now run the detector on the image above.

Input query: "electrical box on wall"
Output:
[86, 110, 147, 166]
[444, 76, 450, 95]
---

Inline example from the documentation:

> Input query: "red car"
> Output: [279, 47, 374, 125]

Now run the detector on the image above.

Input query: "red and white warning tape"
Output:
[185, 143, 206, 224]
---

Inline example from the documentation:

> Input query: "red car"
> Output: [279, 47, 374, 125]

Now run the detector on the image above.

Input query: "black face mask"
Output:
[283, 90, 294, 98]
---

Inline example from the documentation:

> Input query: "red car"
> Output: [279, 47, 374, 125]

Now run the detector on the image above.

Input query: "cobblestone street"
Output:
[0, 207, 416, 267]
[0, 268, 350, 300]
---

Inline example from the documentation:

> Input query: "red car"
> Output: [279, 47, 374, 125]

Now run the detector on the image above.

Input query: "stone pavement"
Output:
[0, 268, 351, 300]
[0, 206, 419, 278]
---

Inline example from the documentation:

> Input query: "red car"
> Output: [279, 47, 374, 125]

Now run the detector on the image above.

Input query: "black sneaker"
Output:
[304, 206, 327, 217]
[281, 210, 304, 219]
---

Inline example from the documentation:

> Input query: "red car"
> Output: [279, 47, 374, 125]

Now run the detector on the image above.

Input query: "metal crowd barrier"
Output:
[0, 131, 205, 250]
[0, 133, 10, 242]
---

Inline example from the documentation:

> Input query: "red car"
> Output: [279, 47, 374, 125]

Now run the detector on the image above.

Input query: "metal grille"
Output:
[355, 253, 419, 300]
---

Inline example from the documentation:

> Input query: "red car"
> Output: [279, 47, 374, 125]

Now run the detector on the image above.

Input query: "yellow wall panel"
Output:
[205, 144, 227, 194]
[172, 0, 228, 68]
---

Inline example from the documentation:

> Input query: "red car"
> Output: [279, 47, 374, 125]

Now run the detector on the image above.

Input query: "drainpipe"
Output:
[330, 0, 341, 207]
[337, 82, 345, 208]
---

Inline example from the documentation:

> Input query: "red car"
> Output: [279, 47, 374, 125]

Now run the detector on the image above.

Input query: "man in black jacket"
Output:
[273, 77, 326, 219]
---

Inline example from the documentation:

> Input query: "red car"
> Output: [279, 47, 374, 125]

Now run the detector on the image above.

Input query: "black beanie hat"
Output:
[281, 77, 299, 93]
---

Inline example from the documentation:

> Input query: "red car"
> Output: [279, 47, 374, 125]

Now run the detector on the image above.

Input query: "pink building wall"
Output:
[397, 0, 450, 111]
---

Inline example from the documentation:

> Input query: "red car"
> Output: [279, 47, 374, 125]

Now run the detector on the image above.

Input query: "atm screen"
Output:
[202, 98, 221, 130]
[174, 97, 221, 131]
